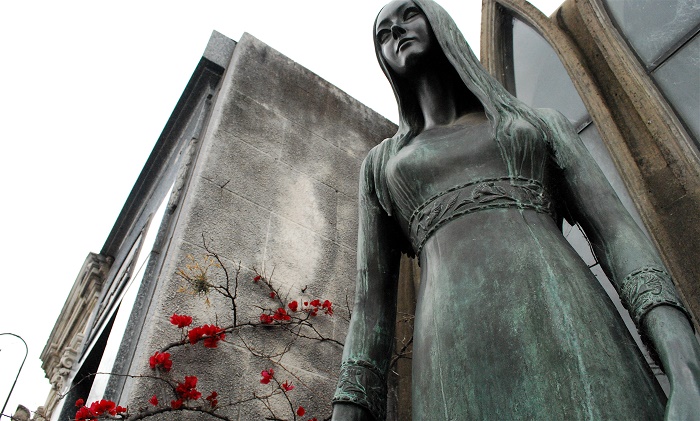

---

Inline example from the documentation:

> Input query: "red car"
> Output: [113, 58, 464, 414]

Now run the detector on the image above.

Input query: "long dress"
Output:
[343, 110, 667, 420]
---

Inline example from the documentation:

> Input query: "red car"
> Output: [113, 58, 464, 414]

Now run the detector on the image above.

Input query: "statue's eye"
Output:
[377, 29, 390, 44]
[404, 7, 420, 20]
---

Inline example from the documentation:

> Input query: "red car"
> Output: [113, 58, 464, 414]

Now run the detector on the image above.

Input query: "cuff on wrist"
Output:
[620, 266, 690, 325]
[332, 359, 387, 421]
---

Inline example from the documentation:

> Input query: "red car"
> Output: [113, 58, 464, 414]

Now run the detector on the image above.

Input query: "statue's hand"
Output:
[331, 403, 373, 421]
[643, 306, 700, 421]
[665, 365, 700, 421]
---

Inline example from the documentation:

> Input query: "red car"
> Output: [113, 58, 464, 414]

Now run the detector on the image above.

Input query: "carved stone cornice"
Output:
[40, 252, 112, 416]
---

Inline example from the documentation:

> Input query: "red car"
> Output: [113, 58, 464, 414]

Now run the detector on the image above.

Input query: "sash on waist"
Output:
[408, 177, 556, 254]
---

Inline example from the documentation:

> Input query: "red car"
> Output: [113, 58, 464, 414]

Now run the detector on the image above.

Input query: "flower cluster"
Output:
[170, 313, 193, 328]
[281, 380, 294, 392]
[260, 299, 333, 324]
[259, 313, 274, 324]
[259, 369, 274, 384]
[293, 299, 333, 316]
[306, 299, 333, 316]
[171, 375, 202, 408]
[259, 369, 294, 391]
[205, 391, 219, 408]
[76, 250, 339, 421]
[149, 351, 172, 372]
[74, 399, 126, 421]
[259, 307, 290, 324]
[188, 324, 226, 348]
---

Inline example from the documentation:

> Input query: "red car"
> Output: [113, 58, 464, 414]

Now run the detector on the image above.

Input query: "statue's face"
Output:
[376, 0, 435, 77]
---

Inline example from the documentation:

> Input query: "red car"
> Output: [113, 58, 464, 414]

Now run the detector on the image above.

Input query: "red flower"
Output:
[297, 406, 306, 416]
[75, 399, 84, 407]
[74, 406, 93, 421]
[170, 313, 193, 328]
[281, 380, 294, 391]
[260, 313, 274, 324]
[308, 418, 318, 421]
[303, 301, 309, 306]
[305, 299, 322, 316]
[322, 300, 333, 315]
[188, 324, 226, 348]
[175, 376, 202, 401]
[272, 307, 291, 321]
[149, 351, 173, 371]
[171, 399, 183, 409]
[288, 300, 299, 312]
[260, 369, 274, 384]
[269, 291, 276, 298]
[75, 399, 128, 420]
[253, 275, 261, 282]
[91, 400, 113, 415]
[149, 395, 158, 406]
[205, 391, 218, 408]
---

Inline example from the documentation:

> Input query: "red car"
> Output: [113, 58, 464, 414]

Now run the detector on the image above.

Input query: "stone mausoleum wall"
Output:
[120, 33, 395, 419]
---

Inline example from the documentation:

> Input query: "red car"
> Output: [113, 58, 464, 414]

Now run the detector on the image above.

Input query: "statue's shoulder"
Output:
[361, 137, 396, 179]
[535, 108, 570, 129]
[364, 137, 395, 165]
[535, 108, 588, 170]
[360, 137, 398, 217]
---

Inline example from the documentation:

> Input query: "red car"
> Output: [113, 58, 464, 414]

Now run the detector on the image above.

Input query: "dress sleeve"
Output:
[541, 109, 690, 330]
[332, 148, 403, 421]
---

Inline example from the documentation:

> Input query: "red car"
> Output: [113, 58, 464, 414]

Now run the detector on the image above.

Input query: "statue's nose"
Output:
[391, 24, 406, 39]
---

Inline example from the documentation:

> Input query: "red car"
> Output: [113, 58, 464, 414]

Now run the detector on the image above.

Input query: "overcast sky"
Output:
[0, 0, 561, 416]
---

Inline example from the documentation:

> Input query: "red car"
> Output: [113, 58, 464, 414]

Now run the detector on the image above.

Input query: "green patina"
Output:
[332, 1, 699, 420]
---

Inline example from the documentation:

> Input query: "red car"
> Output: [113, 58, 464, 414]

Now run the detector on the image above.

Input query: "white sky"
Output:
[0, 0, 561, 416]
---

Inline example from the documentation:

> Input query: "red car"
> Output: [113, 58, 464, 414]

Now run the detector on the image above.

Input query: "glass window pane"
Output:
[512, 18, 589, 125]
[652, 33, 700, 148]
[604, 0, 700, 66]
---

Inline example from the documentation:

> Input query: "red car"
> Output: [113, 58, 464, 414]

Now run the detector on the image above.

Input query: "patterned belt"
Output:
[408, 177, 556, 254]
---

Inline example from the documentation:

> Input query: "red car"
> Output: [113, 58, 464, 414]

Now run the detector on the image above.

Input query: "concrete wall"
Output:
[122, 33, 395, 419]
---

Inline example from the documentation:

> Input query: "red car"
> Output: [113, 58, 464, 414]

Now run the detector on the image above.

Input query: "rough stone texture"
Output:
[121, 33, 396, 420]
[203, 30, 237, 70]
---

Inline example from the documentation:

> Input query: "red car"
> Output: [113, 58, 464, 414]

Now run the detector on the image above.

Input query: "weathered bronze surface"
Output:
[332, 1, 700, 420]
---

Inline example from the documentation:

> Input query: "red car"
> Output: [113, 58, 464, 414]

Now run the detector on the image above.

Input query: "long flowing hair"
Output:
[372, 0, 553, 216]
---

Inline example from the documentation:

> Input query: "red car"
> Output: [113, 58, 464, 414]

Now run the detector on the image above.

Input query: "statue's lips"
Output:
[397, 38, 415, 53]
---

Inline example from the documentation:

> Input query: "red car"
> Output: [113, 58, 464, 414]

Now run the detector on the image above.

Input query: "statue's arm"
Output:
[542, 109, 700, 419]
[332, 154, 402, 421]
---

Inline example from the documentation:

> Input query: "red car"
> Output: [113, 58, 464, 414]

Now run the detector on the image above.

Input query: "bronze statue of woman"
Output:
[331, 1, 700, 420]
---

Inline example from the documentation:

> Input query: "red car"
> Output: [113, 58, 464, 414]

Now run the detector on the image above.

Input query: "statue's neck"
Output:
[415, 72, 460, 130]
[412, 66, 482, 131]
